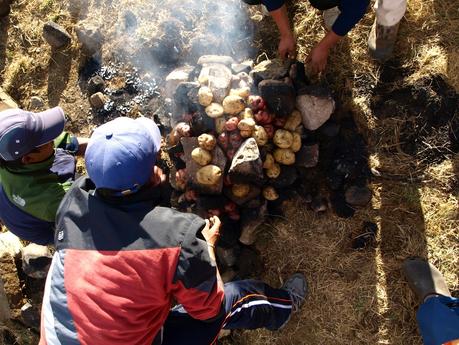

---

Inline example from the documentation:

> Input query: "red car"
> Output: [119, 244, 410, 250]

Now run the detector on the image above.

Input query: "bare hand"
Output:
[278, 34, 296, 60]
[307, 44, 330, 74]
[201, 216, 221, 247]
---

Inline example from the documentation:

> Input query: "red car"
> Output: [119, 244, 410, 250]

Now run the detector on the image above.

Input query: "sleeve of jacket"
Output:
[332, 0, 369, 36]
[261, 0, 285, 12]
[172, 216, 225, 321]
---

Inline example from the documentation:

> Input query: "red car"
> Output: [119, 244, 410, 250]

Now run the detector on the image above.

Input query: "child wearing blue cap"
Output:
[0, 106, 88, 245]
[40, 116, 308, 345]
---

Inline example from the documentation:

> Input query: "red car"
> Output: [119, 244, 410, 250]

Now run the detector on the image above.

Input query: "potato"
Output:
[198, 133, 217, 151]
[263, 153, 275, 170]
[198, 86, 213, 106]
[284, 110, 302, 131]
[240, 108, 254, 119]
[238, 118, 256, 131]
[254, 110, 273, 125]
[273, 148, 295, 165]
[225, 117, 239, 131]
[291, 133, 301, 152]
[252, 125, 268, 146]
[263, 186, 279, 201]
[232, 184, 250, 198]
[223, 95, 245, 115]
[196, 165, 222, 185]
[206, 103, 224, 118]
[192, 148, 212, 166]
[266, 163, 280, 178]
[240, 129, 253, 138]
[215, 117, 226, 134]
[273, 129, 293, 149]
[230, 87, 250, 99]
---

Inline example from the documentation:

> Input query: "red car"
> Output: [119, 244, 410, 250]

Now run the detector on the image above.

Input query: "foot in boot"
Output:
[368, 19, 400, 62]
[402, 257, 451, 303]
[282, 273, 308, 312]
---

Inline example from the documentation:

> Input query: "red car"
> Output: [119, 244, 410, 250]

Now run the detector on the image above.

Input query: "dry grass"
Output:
[1, 0, 458, 344]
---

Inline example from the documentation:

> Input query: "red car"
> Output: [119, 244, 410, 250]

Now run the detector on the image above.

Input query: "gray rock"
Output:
[250, 59, 290, 84]
[216, 246, 238, 267]
[0, 279, 10, 322]
[231, 63, 251, 75]
[198, 63, 232, 103]
[165, 66, 193, 99]
[311, 196, 327, 213]
[197, 55, 234, 66]
[29, 96, 45, 110]
[220, 269, 237, 283]
[181, 137, 227, 195]
[0, 232, 23, 259]
[76, 22, 104, 55]
[89, 92, 107, 109]
[239, 202, 267, 245]
[20, 303, 40, 329]
[21, 244, 52, 279]
[228, 138, 263, 184]
[87, 75, 105, 95]
[258, 79, 295, 117]
[270, 165, 298, 188]
[345, 185, 372, 206]
[295, 144, 319, 168]
[173, 82, 201, 115]
[0, 0, 11, 17]
[296, 93, 335, 130]
[42, 22, 72, 49]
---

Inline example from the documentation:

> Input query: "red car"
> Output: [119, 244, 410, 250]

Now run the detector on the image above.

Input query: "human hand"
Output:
[201, 216, 221, 247]
[150, 166, 166, 187]
[307, 44, 329, 74]
[278, 34, 296, 60]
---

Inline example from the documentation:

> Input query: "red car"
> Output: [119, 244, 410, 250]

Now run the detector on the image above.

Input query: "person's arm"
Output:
[171, 216, 225, 321]
[308, 31, 342, 74]
[75, 137, 89, 156]
[269, 4, 296, 59]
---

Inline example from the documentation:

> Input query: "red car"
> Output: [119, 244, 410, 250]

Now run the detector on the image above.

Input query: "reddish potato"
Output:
[248, 95, 262, 111]
[224, 175, 232, 186]
[274, 117, 287, 128]
[182, 113, 193, 123]
[218, 132, 229, 149]
[263, 124, 275, 139]
[225, 117, 239, 131]
[229, 132, 243, 149]
[224, 202, 237, 213]
[226, 149, 236, 160]
[228, 210, 240, 221]
[254, 110, 273, 125]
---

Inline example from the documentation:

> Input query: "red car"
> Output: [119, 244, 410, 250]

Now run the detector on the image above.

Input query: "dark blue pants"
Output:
[160, 280, 292, 345]
[417, 296, 459, 345]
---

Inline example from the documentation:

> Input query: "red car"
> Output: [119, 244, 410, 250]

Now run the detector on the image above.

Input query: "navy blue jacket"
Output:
[262, 0, 369, 36]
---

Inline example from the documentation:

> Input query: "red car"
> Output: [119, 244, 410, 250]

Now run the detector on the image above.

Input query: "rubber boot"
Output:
[368, 18, 400, 62]
[402, 257, 451, 303]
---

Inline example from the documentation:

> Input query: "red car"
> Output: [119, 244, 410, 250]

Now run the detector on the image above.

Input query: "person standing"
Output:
[39, 116, 307, 345]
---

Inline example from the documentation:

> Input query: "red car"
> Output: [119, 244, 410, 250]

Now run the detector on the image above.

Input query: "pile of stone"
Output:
[162, 55, 365, 274]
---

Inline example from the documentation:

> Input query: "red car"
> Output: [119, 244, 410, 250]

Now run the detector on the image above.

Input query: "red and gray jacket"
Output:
[39, 177, 225, 345]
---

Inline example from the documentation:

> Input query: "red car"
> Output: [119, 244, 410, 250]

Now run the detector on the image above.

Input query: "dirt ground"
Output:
[0, 0, 458, 344]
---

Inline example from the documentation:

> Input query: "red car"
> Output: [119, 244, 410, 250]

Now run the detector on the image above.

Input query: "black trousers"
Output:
[241, 0, 340, 11]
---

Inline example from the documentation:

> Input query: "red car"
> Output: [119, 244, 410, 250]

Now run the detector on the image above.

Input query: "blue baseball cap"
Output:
[0, 107, 65, 161]
[85, 116, 162, 194]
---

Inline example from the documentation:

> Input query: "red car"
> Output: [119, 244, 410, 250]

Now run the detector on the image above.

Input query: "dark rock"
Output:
[250, 59, 290, 85]
[20, 303, 40, 329]
[198, 55, 234, 66]
[150, 39, 182, 65]
[173, 82, 201, 114]
[219, 216, 241, 248]
[0, 0, 11, 17]
[43, 22, 72, 49]
[330, 192, 355, 218]
[244, 197, 264, 209]
[181, 137, 227, 195]
[198, 63, 232, 103]
[352, 222, 378, 249]
[165, 66, 193, 99]
[231, 63, 251, 75]
[167, 143, 186, 170]
[123, 10, 138, 32]
[258, 79, 296, 117]
[296, 144, 319, 168]
[345, 185, 372, 206]
[21, 244, 52, 279]
[236, 246, 263, 278]
[239, 201, 267, 245]
[311, 196, 327, 213]
[87, 75, 105, 95]
[221, 269, 237, 283]
[228, 138, 264, 185]
[76, 23, 104, 55]
[29, 96, 45, 110]
[319, 120, 341, 138]
[270, 165, 298, 188]
[216, 246, 240, 268]
[190, 111, 216, 136]
[89, 92, 107, 109]
[289, 61, 309, 92]
[326, 172, 345, 191]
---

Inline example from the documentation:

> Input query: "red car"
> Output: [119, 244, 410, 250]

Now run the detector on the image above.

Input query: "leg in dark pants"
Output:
[309, 0, 340, 11]
[160, 280, 292, 345]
